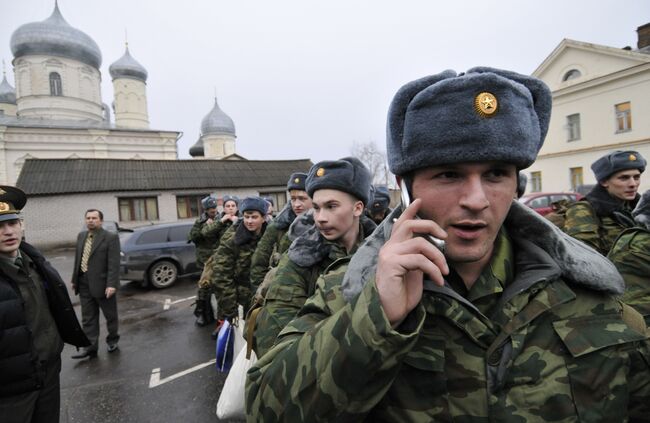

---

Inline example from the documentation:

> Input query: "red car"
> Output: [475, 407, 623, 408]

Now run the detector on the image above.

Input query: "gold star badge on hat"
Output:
[316, 168, 325, 177]
[630, 154, 637, 161]
[0, 202, 8, 212]
[475, 92, 498, 118]
[294, 177, 300, 183]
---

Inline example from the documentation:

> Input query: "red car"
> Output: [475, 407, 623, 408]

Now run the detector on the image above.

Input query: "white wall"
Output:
[14, 55, 104, 122]
[113, 77, 149, 129]
[20, 186, 286, 249]
[0, 125, 179, 185]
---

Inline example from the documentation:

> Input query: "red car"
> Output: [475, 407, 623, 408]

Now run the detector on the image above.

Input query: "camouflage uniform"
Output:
[246, 204, 650, 422]
[193, 214, 237, 320]
[188, 212, 220, 268]
[249, 204, 297, 291]
[565, 185, 637, 255]
[210, 220, 266, 320]
[252, 215, 376, 358]
[608, 227, 650, 324]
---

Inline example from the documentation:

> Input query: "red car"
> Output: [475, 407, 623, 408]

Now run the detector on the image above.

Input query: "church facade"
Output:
[0, 3, 180, 185]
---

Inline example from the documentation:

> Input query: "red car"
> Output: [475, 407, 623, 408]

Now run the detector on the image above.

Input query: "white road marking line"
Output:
[163, 295, 196, 310]
[148, 359, 217, 388]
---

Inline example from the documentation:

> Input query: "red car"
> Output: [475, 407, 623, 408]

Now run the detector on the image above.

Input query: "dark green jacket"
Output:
[249, 204, 297, 289]
[189, 213, 219, 267]
[565, 185, 638, 255]
[246, 203, 650, 422]
[253, 214, 376, 358]
[609, 226, 650, 323]
[211, 220, 266, 319]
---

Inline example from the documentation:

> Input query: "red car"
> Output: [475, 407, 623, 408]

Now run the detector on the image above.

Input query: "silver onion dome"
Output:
[0, 74, 16, 104]
[10, 2, 102, 69]
[200, 97, 236, 136]
[189, 138, 205, 157]
[109, 45, 148, 82]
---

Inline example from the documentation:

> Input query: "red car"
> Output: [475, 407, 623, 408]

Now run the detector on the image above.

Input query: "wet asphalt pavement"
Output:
[46, 248, 242, 423]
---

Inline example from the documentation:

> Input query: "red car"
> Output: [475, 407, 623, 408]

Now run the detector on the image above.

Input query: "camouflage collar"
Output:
[586, 184, 639, 217]
[288, 217, 374, 268]
[272, 203, 297, 230]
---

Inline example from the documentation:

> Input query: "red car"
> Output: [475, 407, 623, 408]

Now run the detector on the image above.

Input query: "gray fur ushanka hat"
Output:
[306, 157, 372, 205]
[387, 67, 552, 175]
[591, 150, 646, 182]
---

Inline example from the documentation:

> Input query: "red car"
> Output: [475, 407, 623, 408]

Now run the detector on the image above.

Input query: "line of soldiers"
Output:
[185, 67, 650, 420]
[187, 169, 394, 342]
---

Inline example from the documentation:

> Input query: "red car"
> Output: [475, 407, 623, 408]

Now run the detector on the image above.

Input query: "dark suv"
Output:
[119, 222, 200, 288]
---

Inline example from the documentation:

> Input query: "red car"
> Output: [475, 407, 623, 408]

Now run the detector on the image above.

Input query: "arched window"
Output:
[49, 72, 62, 96]
[562, 69, 582, 82]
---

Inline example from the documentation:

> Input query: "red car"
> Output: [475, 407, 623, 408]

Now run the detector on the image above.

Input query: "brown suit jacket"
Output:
[72, 227, 120, 298]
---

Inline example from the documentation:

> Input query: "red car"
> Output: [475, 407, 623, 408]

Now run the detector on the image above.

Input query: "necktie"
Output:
[80, 233, 93, 273]
[14, 256, 23, 269]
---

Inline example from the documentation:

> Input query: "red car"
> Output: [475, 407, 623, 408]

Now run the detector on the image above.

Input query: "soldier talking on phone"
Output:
[246, 68, 650, 421]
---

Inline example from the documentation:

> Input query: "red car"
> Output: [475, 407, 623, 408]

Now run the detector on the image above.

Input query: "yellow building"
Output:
[527, 23, 650, 194]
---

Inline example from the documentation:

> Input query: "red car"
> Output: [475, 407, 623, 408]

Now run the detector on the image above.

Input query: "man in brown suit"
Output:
[71, 209, 120, 359]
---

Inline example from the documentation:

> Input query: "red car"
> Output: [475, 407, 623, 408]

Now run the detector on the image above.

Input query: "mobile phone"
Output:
[399, 179, 446, 254]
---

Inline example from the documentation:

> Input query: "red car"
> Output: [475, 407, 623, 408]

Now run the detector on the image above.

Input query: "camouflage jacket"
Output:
[609, 227, 650, 323]
[188, 212, 220, 267]
[252, 214, 377, 358]
[249, 204, 297, 289]
[246, 202, 650, 422]
[200, 213, 237, 250]
[565, 185, 638, 255]
[210, 220, 266, 318]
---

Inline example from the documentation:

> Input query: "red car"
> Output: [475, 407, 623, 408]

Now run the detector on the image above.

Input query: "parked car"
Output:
[119, 222, 200, 288]
[519, 192, 583, 216]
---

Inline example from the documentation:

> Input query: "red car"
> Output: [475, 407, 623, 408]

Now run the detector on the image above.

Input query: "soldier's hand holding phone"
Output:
[375, 198, 448, 329]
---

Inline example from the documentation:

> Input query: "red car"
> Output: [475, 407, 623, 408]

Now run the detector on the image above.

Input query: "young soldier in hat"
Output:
[366, 185, 392, 225]
[189, 195, 218, 326]
[251, 157, 377, 358]
[0, 186, 89, 422]
[246, 68, 650, 421]
[249, 172, 312, 292]
[210, 196, 268, 327]
[193, 195, 240, 326]
[565, 150, 646, 255]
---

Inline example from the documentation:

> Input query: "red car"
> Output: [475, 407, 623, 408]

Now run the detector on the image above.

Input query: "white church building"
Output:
[0, 2, 180, 186]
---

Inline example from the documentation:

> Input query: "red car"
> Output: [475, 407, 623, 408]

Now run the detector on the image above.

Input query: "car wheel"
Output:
[148, 260, 178, 289]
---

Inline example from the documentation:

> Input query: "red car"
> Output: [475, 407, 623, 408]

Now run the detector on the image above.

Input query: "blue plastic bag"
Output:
[215, 320, 234, 372]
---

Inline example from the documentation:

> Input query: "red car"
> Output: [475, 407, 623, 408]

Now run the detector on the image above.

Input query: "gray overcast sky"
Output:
[1, 1, 648, 163]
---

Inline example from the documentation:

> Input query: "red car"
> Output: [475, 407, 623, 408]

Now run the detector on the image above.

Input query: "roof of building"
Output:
[200, 97, 236, 137]
[109, 45, 148, 82]
[10, 2, 102, 69]
[189, 138, 204, 157]
[17, 158, 313, 195]
[0, 74, 16, 105]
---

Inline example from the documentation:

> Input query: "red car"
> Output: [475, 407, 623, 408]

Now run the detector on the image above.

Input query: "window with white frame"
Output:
[566, 114, 581, 141]
[530, 171, 542, 192]
[615, 102, 632, 133]
[49, 72, 62, 96]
